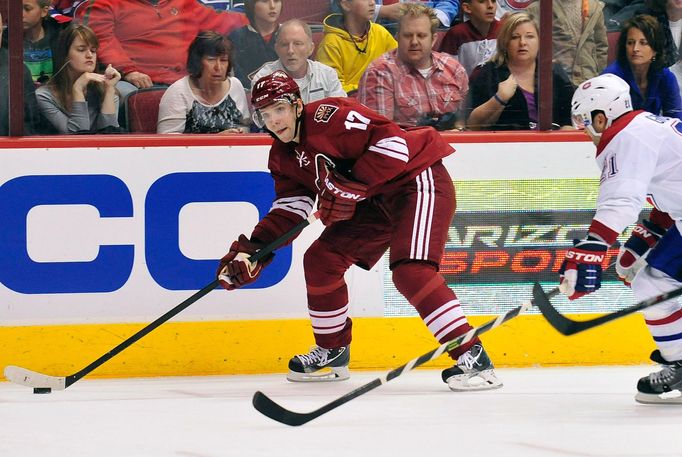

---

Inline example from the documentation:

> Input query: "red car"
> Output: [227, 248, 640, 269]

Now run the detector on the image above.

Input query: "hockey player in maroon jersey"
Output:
[217, 70, 501, 391]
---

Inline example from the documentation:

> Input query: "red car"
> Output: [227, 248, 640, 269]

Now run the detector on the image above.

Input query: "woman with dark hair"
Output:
[36, 24, 121, 134]
[602, 14, 682, 118]
[466, 12, 575, 130]
[157, 31, 250, 134]
[228, 0, 282, 88]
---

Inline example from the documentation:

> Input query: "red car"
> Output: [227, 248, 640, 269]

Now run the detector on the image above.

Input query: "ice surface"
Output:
[1, 366, 681, 457]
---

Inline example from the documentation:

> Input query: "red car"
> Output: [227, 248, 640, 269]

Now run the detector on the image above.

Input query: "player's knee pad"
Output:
[392, 261, 455, 307]
[304, 240, 353, 280]
[634, 266, 682, 320]
[304, 239, 354, 302]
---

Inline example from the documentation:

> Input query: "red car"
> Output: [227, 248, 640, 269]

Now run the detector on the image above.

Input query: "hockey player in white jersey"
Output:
[559, 73, 682, 404]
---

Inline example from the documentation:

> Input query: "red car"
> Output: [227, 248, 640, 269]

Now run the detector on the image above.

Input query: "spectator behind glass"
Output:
[358, 3, 468, 130]
[0, 10, 43, 135]
[526, 0, 608, 86]
[199, 0, 244, 11]
[645, 0, 682, 67]
[466, 12, 574, 130]
[229, 0, 281, 89]
[331, 0, 460, 29]
[157, 31, 250, 134]
[604, 0, 646, 32]
[317, 0, 397, 94]
[36, 25, 121, 134]
[438, 0, 501, 77]
[22, 0, 65, 85]
[602, 14, 682, 118]
[76, 0, 247, 98]
[50, 0, 84, 19]
[495, 0, 533, 18]
[250, 19, 346, 102]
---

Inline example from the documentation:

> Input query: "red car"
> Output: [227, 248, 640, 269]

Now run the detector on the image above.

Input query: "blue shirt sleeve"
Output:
[660, 69, 682, 120]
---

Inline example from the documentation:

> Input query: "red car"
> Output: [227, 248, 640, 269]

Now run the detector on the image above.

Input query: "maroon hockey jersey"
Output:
[251, 97, 455, 244]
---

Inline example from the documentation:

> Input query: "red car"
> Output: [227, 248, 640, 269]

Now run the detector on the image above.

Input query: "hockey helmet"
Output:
[251, 70, 302, 127]
[571, 74, 632, 138]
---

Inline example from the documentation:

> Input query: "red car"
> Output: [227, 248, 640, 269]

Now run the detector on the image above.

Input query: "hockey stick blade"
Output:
[253, 287, 559, 426]
[4, 211, 321, 391]
[3, 366, 66, 390]
[533, 282, 682, 336]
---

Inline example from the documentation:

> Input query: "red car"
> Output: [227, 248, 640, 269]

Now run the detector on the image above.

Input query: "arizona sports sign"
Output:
[440, 210, 630, 283]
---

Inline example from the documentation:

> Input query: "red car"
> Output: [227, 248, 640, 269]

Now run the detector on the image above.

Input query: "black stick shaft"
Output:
[534, 282, 682, 335]
[253, 287, 560, 426]
[64, 211, 320, 387]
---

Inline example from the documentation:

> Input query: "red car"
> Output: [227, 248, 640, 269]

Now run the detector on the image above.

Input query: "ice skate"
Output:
[441, 343, 502, 391]
[287, 345, 350, 382]
[635, 350, 682, 404]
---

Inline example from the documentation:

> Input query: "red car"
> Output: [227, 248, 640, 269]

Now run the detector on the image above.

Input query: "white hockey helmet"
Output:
[571, 74, 632, 138]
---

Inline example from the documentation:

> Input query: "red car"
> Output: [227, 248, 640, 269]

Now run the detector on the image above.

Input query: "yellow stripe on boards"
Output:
[0, 314, 655, 381]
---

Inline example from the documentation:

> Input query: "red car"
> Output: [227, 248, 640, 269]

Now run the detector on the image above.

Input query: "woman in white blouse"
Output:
[157, 31, 250, 134]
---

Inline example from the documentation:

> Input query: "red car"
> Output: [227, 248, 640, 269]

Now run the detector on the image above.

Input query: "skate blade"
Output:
[447, 369, 503, 392]
[635, 390, 682, 405]
[286, 366, 350, 382]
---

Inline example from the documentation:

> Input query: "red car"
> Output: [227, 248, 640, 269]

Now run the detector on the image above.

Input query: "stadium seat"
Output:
[433, 31, 444, 51]
[280, 0, 330, 24]
[607, 31, 620, 65]
[125, 87, 167, 134]
[312, 27, 325, 56]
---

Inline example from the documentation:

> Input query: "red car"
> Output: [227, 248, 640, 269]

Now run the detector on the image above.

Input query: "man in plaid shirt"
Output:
[358, 3, 469, 130]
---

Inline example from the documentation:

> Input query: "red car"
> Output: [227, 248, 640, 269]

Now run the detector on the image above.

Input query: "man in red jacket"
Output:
[217, 70, 502, 392]
[77, 0, 247, 95]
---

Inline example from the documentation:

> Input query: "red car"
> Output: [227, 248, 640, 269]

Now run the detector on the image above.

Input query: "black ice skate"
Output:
[441, 343, 502, 391]
[287, 345, 350, 382]
[635, 350, 682, 404]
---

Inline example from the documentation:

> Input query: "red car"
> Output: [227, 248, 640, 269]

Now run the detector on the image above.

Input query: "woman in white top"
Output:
[157, 31, 250, 134]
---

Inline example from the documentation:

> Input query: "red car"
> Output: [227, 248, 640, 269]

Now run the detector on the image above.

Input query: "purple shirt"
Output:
[521, 88, 537, 126]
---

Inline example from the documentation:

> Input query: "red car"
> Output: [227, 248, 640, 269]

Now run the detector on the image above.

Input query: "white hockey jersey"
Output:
[593, 110, 682, 236]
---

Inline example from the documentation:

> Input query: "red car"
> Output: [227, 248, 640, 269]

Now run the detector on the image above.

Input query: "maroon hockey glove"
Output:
[216, 235, 274, 290]
[617, 219, 668, 287]
[318, 166, 368, 226]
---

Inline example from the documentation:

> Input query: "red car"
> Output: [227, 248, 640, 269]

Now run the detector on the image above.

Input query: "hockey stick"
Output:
[252, 287, 561, 426]
[532, 281, 682, 336]
[4, 211, 321, 392]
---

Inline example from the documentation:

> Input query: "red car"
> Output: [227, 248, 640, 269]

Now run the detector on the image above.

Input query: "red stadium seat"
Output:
[433, 31, 444, 51]
[607, 31, 620, 65]
[280, 0, 330, 24]
[312, 28, 325, 57]
[125, 87, 166, 134]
